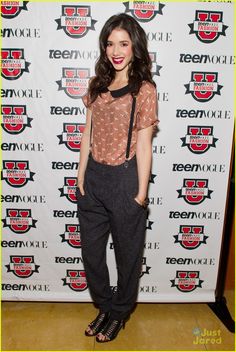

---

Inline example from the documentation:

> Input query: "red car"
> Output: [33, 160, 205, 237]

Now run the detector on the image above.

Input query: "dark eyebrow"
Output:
[107, 40, 129, 44]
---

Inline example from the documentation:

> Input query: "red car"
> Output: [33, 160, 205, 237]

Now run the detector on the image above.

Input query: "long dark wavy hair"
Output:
[88, 13, 156, 104]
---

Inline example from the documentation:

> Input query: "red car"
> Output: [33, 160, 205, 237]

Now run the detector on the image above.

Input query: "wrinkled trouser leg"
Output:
[77, 186, 112, 313]
[77, 156, 147, 320]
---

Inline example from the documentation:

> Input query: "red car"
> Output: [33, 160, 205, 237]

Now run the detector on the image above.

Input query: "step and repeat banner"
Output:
[1, 1, 234, 302]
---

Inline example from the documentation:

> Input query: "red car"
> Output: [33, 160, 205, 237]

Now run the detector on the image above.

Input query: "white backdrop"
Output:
[1, 0, 234, 302]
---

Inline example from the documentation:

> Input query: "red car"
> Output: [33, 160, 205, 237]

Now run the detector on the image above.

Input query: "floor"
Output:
[1, 289, 235, 351]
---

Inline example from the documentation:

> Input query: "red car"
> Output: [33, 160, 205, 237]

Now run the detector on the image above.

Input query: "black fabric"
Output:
[77, 155, 147, 320]
[105, 84, 131, 98]
[126, 97, 136, 160]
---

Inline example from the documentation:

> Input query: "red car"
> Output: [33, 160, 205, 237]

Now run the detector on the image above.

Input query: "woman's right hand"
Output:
[77, 178, 85, 196]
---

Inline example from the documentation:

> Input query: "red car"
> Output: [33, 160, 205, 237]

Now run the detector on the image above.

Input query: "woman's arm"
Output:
[77, 107, 92, 195]
[135, 125, 154, 206]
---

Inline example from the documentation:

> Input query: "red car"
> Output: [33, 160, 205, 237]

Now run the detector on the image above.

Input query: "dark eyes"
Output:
[106, 42, 129, 47]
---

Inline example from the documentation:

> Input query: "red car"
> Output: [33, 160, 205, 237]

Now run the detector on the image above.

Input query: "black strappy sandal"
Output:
[85, 312, 110, 336]
[95, 318, 124, 342]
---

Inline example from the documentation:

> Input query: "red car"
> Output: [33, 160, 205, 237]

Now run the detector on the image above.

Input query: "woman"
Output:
[76, 13, 158, 342]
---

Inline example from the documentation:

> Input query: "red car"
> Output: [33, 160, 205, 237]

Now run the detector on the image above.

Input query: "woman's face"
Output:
[106, 28, 133, 75]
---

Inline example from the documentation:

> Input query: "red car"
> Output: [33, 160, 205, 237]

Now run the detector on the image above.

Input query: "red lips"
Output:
[112, 57, 124, 64]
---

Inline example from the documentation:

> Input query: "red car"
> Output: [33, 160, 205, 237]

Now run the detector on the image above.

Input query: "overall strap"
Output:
[125, 97, 136, 161]
[90, 120, 93, 148]
[89, 105, 93, 149]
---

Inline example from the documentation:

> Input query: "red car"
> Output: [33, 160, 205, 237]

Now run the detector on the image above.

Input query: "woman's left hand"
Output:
[134, 196, 147, 208]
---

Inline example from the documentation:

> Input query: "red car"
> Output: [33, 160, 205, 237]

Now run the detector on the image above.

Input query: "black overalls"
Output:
[77, 94, 147, 321]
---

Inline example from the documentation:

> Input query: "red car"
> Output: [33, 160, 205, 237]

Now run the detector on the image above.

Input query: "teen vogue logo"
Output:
[57, 123, 85, 152]
[1, 105, 32, 134]
[59, 177, 77, 203]
[2, 208, 37, 234]
[55, 5, 97, 39]
[1, 1, 29, 19]
[171, 271, 203, 292]
[6, 255, 40, 278]
[185, 72, 223, 102]
[2, 160, 35, 187]
[181, 126, 218, 154]
[1, 48, 30, 80]
[140, 257, 151, 278]
[188, 10, 228, 43]
[124, 1, 165, 22]
[62, 270, 87, 291]
[174, 225, 208, 250]
[149, 52, 162, 77]
[177, 179, 213, 205]
[56, 68, 89, 99]
[60, 224, 81, 248]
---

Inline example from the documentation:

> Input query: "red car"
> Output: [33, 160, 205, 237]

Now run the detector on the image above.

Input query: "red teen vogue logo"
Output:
[55, 5, 97, 38]
[177, 179, 213, 205]
[124, 1, 165, 22]
[181, 126, 218, 154]
[59, 177, 77, 203]
[57, 123, 85, 152]
[1, 1, 29, 19]
[1, 48, 30, 80]
[1, 105, 32, 134]
[60, 224, 81, 248]
[1, 160, 35, 187]
[62, 270, 87, 291]
[188, 10, 228, 43]
[2, 208, 37, 234]
[174, 225, 208, 250]
[56, 68, 90, 99]
[171, 271, 203, 292]
[6, 255, 40, 278]
[185, 71, 223, 102]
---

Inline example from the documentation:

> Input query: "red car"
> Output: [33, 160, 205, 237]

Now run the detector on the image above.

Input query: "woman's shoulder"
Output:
[138, 81, 156, 97]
